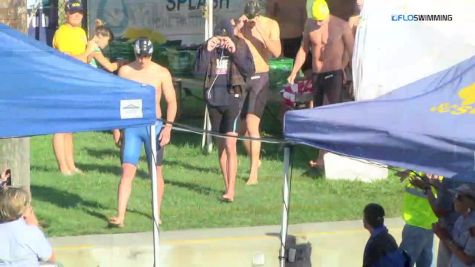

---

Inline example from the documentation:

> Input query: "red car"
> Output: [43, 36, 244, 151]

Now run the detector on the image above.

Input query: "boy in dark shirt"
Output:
[363, 203, 401, 267]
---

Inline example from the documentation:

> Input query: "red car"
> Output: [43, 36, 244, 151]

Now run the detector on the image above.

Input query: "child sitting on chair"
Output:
[0, 187, 56, 266]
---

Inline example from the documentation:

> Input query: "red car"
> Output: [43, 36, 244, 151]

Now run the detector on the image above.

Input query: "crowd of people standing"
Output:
[3, 0, 475, 266]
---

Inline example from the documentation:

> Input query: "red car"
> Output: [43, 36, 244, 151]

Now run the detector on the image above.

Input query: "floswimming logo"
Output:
[391, 14, 453, 22]
[431, 83, 475, 115]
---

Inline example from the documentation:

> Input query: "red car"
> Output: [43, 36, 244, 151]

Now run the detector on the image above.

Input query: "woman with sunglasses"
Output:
[434, 184, 475, 266]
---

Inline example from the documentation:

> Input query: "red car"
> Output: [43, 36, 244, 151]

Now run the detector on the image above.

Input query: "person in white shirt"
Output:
[0, 187, 55, 266]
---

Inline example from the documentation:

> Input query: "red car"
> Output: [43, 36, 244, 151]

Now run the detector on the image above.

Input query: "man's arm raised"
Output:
[257, 19, 282, 57]
[159, 68, 177, 147]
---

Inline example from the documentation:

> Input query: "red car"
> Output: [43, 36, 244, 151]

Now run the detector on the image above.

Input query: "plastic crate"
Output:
[269, 57, 294, 91]
[166, 48, 196, 77]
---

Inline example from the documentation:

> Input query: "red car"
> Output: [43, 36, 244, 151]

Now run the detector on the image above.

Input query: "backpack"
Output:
[373, 249, 410, 267]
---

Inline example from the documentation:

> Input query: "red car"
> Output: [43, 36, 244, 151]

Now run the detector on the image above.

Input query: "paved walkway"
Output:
[50, 218, 434, 267]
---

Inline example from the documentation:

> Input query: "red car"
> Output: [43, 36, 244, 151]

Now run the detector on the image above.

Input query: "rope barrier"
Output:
[159, 119, 290, 145]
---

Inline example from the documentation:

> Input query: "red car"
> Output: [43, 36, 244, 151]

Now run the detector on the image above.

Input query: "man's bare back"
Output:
[305, 15, 354, 73]
[119, 61, 172, 119]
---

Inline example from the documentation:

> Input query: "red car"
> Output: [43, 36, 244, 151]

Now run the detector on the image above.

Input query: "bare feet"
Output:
[246, 178, 258, 185]
[73, 168, 84, 175]
[60, 170, 73, 176]
[309, 159, 324, 169]
[221, 193, 234, 202]
[246, 168, 259, 185]
[108, 216, 124, 228]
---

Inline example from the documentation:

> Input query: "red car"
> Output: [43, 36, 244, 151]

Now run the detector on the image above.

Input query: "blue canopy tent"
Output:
[0, 23, 162, 265]
[278, 55, 475, 266]
[0, 23, 156, 137]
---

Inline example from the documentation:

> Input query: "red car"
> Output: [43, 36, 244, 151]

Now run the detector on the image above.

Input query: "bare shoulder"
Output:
[331, 15, 350, 28]
[267, 16, 280, 29]
[118, 63, 134, 77]
[153, 63, 172, 78]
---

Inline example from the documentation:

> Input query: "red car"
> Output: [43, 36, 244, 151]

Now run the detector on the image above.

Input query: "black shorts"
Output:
[281, 37, 312, 72]
[312, 70, 344, 107]
[242, 73, 270, 118]
[208, 96, 242, 134]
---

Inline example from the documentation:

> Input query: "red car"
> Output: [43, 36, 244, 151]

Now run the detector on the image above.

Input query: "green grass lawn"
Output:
[30, 92, 404, 237]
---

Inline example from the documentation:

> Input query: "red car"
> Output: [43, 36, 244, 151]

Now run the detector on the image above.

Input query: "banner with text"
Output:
[87, 0, 247, 45]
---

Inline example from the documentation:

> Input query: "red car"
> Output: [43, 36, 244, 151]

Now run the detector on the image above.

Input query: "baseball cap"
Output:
[450, 184, 475, 201]
[214, 20, 234, 38]
[306, 0, 330, 21]
[65, 0, 84, 13]
[134, 37, 154, 57]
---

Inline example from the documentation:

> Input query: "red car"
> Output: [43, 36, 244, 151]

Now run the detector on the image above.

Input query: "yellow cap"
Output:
[306, 0, 330, 21]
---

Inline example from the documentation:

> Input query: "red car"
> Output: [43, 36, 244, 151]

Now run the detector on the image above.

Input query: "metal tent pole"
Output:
[201, 0, 214, 153]
[280, 145, 293, 267]
[150, 124, 160, 266]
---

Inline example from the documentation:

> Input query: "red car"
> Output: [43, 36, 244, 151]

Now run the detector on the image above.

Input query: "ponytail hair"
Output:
[94, 19, 114, 43]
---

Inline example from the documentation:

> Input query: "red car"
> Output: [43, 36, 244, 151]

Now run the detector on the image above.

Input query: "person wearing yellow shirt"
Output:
[52, 0, 94, 175]
[397, 171, 439, 267]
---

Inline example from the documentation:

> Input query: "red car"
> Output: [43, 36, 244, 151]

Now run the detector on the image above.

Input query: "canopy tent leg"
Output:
[201, 106, 213, 153]
[201, 0, 214, 154]
[150, 124, 160, 267]
[280, 145, 293, 267]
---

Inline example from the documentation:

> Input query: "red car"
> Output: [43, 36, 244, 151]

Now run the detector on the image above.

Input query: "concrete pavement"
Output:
[50, 218, 434, 267]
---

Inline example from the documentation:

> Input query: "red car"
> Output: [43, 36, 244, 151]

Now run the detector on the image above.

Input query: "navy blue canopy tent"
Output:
[278, 55, 475, 266]
[285, 55, 475, 178]
[0, 23, 162, 265]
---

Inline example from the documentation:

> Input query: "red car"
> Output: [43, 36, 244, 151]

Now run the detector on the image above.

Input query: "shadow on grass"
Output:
[30, 165, 59, 173]
[31, 185, 153, 223]
[31, 185, 105, 209]
[166, 180, 221, 196]
[84, 147, 119, 159]
[165, 159, 221, 174]
[75, 163, 150, 179]
[31, 184, 107, 220]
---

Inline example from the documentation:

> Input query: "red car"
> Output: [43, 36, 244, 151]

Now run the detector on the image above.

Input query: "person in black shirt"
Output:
[195, 19, 255, 202]
[363, 203, 400, 267]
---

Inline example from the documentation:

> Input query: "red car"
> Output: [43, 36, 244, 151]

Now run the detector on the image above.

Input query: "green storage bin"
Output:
[269, 57, 294, 91]
[103, 40, 135, 62]
[167, 48, 196, 77]
[102, 41, 180, 68]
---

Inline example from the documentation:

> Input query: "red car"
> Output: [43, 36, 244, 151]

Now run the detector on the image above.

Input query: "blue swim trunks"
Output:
[121, 120, 164, 166]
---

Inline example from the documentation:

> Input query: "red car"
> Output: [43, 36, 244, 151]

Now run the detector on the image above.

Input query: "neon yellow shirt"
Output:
[53, 24, 87, 56]
[402, 183, 438, 230]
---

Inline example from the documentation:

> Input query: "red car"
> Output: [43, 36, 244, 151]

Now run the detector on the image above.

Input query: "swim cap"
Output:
[134, 37, 153, 57]
[244, 0, 262, 20]
[306, 0, 330, 21]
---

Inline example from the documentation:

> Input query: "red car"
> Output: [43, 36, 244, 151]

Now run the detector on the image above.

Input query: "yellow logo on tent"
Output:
[459, 83, 475, 105]
[306, 0, 330, 21]
[431, 83, 475, 115]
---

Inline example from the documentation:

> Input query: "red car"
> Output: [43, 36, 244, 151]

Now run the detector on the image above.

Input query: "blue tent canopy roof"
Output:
[284, 55, 475, 178]
[0, 23, 156, 138]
